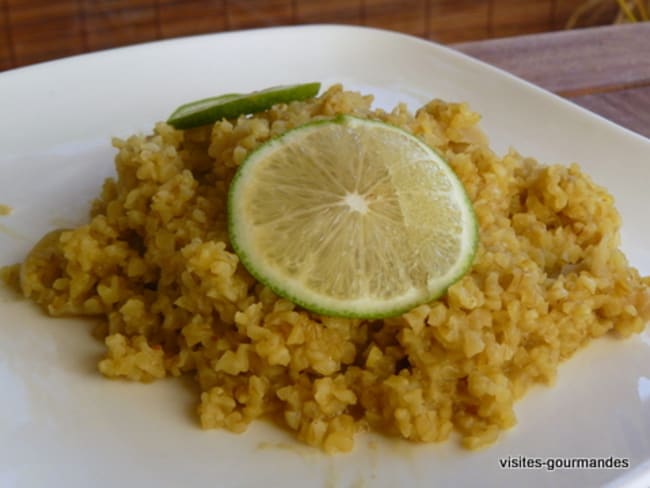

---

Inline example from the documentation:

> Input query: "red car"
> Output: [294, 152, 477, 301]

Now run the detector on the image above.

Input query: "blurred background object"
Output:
[0, 0, 647, 71]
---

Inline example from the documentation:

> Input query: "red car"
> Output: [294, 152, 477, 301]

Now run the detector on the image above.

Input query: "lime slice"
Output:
[167, 82, 321, 129]
[228, 115, 478, 319]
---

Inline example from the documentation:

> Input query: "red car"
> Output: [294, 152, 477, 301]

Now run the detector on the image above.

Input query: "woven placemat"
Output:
[1, 0, 589, 70]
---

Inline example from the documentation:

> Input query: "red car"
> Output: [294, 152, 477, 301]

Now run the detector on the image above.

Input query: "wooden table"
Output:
[454, 22, 650, 139]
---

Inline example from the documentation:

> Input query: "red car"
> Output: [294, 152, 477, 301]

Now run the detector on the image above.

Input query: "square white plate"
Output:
[1, 25, 649, 488]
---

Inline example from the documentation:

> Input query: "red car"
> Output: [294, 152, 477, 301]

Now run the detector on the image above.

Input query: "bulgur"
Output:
[18, 85, 650, 452]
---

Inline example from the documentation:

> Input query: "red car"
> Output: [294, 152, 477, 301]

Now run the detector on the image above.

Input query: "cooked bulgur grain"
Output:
[18, 85, 650, 452]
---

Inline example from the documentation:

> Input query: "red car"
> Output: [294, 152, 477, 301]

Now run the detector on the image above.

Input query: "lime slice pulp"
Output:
[228, 115, 478, 319]
[167, 82, 321, 129]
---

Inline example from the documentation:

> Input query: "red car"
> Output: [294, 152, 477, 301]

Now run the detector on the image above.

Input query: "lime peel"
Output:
[228, 115, 478, 319]
[167, 82, 321, 129]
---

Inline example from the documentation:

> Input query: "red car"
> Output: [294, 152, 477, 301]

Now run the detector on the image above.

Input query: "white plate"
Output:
[1, 25, 649, 488]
